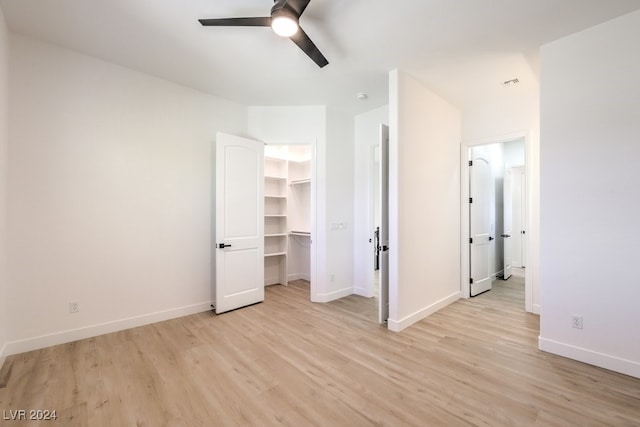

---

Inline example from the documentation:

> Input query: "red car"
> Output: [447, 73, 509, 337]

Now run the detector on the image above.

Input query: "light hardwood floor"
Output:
[1, 278, 639, 426]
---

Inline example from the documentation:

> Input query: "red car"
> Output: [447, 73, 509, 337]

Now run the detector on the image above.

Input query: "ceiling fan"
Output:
[199, 0, 329, 68]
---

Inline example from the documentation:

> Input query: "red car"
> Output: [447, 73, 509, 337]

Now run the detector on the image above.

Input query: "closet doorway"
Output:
[264, 143, 316, 298]
[462, 135, 530, 310]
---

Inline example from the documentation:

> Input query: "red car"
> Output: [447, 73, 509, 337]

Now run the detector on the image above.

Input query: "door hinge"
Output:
[470, 278, 474, 284]
[469, 197, 473, 203]
[468, 160, 473, 166]
[469, 238, 473, 244]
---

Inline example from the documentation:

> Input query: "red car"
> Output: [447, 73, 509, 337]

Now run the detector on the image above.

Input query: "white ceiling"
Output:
[1, 0, 639, 114]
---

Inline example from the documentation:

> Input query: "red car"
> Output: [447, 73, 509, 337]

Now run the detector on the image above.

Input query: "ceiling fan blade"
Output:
[290, 26, 329, 68]
[284, 0, 311, 17]
[199, 17, 271, 27]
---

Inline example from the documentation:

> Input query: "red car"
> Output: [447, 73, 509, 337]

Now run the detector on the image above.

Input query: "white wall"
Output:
[388, 70, 461, 331]
[247, 106, 355, 302]
[353, 105, 388, 297]
[325, 108, 356, 298]
[462, 89, 540, 313]
[539, 10, 640, 378]
[0, 7, 9, 359]
[6, 35, 247, 354]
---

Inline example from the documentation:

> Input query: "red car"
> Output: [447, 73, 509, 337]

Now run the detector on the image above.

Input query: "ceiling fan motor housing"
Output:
[271, 0, 300, 22]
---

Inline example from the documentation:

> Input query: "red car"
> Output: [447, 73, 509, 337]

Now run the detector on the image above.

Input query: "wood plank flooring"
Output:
[1, 278, 639, 426]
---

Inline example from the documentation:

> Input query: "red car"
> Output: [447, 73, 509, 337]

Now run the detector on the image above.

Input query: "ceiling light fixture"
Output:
[271, 13, 299, 37]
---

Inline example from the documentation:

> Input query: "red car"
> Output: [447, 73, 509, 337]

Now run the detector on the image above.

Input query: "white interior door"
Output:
[470, 155, 492, 296]
[215, 132, 264, 314]
[378, 124, 390, 324]
[502, 168, 513, 280]
[511, 166, 525, 268]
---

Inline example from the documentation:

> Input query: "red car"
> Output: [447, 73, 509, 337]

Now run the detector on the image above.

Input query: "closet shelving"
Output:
[264, 152, 289, 286]
[264, 146, 312, 287]
[288, 158, 311, 237]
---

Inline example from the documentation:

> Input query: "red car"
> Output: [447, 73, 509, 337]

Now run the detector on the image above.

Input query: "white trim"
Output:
[387, 291, 460, 332]
[532, 304, 541, 315]
[539, 337, 640, 379]
[353, 286, 368, 297]
[460, 131, 535, 314]
[314, 286, 353, 303]
[3, 302, 212, 356]
[288, 273, 310, 282]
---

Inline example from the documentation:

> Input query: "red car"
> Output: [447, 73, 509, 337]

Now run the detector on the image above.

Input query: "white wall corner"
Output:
[352, 286, 371, 298]
[387, 291, 460, 332]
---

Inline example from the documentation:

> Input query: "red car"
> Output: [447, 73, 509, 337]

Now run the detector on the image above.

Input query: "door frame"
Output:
[460, 131, 533, 312]
[264, 139, 318, 301]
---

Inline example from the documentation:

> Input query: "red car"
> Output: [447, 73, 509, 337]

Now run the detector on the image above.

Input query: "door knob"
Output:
[218, 243, 232, 249]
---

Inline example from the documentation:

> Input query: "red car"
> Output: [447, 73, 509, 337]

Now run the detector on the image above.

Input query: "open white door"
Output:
[502, 168, 513, 280]
[214, 132, 264, 314]
[378, 124, 390, 324]
[511, 166, 526, 268]
[470, 155, 492, 296]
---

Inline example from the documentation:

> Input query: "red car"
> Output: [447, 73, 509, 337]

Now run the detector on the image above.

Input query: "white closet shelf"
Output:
[290, 179, 311, 185]
[265, 233, 288, 237]
[265, 194, 287, 199]
[264, 252, 287, 257]
[290, 231, 310, 236]
[264, 214, 286, 218]
[289, 158, 311, 164]
[265, 175, 287, 181]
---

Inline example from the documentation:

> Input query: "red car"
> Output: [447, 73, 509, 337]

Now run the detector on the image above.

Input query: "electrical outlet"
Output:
[69, 301, 80, 314]
[571, 315, 583, 329]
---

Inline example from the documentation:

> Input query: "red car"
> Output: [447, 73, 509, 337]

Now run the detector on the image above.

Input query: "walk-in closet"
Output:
[264, 144, 312, 288]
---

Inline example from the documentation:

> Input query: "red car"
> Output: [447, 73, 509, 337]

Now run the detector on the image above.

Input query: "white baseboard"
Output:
[539, 337, 640, 379]
[265, 276, 281, 286]
[532, 304, 541, 315]
[352, 286, 372, 298]
[288, 273, 310, 282]
[4, 301, 212, 356]
[312, 286, 352, 303]
[387, 291, 460, 332]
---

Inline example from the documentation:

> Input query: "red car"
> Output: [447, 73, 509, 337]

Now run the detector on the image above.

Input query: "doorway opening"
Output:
[264, 143, 317, 300]
[462, 136, 529, 309]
